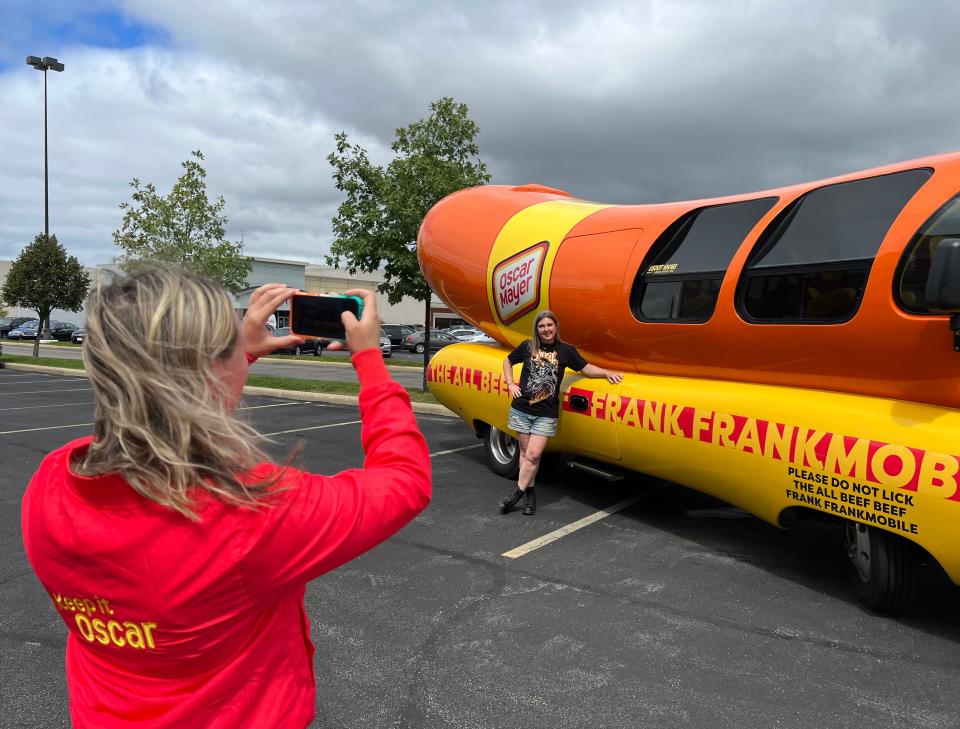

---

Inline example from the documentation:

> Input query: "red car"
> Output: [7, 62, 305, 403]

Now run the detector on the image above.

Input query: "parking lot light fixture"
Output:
[26, 54, 65, 340]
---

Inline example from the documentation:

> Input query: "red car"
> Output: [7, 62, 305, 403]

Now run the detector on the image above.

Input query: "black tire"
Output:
[414, 343, 425, 354]
[294, 345, 302, 356]
[483, 425, 520, 479]
[313, 344, 322, 356]
[843, 522, 914, 612]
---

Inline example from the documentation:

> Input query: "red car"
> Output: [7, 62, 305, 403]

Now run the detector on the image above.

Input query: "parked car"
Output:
[446, 327, 481, 340]
[71, 328, 86, 344]
[0, 317, 36, 338]
[7, 320, 41, 339]
[380, 324, 415, 347]
[379, 329, 392, 358]
[402, 329, 459, 354]
[50, 322, 80, 341]
[270, 327, 323, 356]
[460, 332, 497, 343]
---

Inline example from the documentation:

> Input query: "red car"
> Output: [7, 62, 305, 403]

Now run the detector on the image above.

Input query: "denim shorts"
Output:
[508, 407, 557, 437]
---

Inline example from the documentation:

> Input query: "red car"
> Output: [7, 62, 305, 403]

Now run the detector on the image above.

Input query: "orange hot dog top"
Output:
[417, 153, 960, 410]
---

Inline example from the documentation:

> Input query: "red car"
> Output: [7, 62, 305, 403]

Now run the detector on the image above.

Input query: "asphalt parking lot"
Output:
[1, 367, 959, 729]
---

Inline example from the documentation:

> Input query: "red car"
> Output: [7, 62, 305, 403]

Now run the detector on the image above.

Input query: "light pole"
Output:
[26, 55, 65, 340]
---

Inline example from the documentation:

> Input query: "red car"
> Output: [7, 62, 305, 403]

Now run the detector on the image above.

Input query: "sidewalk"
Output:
[0, 360, 454, 416]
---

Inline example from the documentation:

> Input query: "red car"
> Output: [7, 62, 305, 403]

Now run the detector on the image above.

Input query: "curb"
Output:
[0, 361, 455, 417]
[242, 386, 454, 415]
[0, 362, 87, 377]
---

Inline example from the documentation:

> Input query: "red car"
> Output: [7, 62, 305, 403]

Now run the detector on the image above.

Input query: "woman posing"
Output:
[499, 310, 622, 516]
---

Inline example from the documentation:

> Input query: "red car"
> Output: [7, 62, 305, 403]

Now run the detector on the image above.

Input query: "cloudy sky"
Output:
[2, 0, 960, 267]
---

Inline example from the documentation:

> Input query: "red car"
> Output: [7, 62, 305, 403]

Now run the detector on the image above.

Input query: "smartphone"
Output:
[290, 293, 364, 340]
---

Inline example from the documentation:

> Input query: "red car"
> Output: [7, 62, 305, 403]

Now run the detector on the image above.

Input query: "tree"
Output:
[2, 234, 90, 357]
[113, 150, 251, 292]
[327, 97, 490, 386]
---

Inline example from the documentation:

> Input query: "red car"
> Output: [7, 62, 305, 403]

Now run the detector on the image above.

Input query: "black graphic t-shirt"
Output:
[508, 340, 588, 418]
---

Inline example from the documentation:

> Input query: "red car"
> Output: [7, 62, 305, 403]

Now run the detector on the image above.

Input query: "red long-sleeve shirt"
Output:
[21, 349, 431, 728]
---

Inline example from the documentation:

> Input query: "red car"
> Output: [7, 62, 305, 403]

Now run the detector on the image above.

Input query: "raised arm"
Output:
[581, 363, 623, 384]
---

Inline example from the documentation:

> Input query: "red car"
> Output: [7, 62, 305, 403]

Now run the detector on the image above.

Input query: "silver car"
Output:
[379, 329, 392, 358]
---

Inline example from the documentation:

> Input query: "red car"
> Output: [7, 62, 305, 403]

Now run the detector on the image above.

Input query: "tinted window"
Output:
[751, 170, 931, 268]
[896, 193, 960, 313]
[741, 169, 931, 323]
[631, 197, 777, 323]
[648, 198, 778, 274]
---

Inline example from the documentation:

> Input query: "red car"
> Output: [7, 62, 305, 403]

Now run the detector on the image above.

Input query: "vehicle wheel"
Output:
[294, 345, 301, 356]
[314, 344, 322, 356]
[414, 343, 425, 354]
[483, 425, 519, 479]
[843, 522, 913, 612]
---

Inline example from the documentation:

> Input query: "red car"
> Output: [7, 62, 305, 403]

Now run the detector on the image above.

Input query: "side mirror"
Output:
[924, 238, 960, 352]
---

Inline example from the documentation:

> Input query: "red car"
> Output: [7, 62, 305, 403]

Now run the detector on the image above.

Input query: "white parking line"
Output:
[260, 420, 362, 437]
[0, 422, 93, 436]
[0, 378, 79, 385]
[5, 388, 92, 395]
[0, 401, 94, 412]
[430, 444, 483, 458]
[237, 402, 310, 411]
[501, 496, 640, 559]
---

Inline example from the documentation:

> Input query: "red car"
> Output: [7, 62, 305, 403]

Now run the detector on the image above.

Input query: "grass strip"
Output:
[12, 343, 427, 367]
[0, 353, 85, 369]
[261, 353, 426, 367]
[247, 375, 438, 403]
[0, 354, 439, 404]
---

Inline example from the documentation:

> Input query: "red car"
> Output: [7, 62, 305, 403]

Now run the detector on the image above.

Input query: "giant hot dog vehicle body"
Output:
[417, 151, 960, 610]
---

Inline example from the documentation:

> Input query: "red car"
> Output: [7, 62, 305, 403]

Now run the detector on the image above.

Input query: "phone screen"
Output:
[290, 294, 362, 339]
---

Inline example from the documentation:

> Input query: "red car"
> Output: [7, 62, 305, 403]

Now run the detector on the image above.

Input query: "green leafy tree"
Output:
[327, 97, 490, 384]
[2, 234, 90, 357]
[113, 150, 251, 292]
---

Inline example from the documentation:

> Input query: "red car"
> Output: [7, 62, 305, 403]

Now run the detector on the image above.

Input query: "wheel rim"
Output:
[488, 426, 517, 466]
[844, 522, 871, 582]
[415, 344, 424, 353]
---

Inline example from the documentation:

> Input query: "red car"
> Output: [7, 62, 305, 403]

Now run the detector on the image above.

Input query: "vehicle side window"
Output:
[630, 197, 777, 323]
[739, 169, 931, 323]
[895, 192, 960, 314]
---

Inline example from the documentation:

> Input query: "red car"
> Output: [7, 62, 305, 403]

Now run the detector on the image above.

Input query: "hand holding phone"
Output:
[292, 290, 382, 354]
[243, 284, 305, 359]
[290, 293, 364, 340]
[339, 289, 382, 353]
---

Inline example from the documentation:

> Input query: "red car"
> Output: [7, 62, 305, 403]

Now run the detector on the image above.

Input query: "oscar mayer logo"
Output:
[492, 241, 548, 324]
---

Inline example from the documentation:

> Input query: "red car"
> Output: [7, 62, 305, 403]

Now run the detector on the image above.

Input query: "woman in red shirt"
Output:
[21, 267, 432, 728]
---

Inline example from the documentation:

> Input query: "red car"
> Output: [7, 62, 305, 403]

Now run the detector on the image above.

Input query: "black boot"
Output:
[522, 487, 536, 516]
[499, 488, 523, 515]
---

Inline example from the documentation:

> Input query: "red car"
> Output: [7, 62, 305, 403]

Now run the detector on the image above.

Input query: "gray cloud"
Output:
[3, 0, 960, 267]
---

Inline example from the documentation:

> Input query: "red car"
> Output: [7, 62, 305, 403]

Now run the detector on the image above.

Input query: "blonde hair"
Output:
[529, 310, 561, 357]
[74, 266, 278, 519]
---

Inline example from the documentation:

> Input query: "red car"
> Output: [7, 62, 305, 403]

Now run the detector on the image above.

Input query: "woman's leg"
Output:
[499, 431, 530, 514]
[516, 433, 530, 488]
[518, 434, 549, 490]
[518, 434, 549, 515]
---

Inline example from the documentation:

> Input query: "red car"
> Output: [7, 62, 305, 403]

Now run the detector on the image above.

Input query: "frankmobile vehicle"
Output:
[417, 151, 960, 612]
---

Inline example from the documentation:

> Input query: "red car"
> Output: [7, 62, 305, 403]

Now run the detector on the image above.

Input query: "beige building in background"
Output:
[1, 257, 463, 329]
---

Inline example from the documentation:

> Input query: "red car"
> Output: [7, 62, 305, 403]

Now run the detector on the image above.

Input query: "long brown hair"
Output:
[529, 310, 561, 358]
[73, 266, 278, 520]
